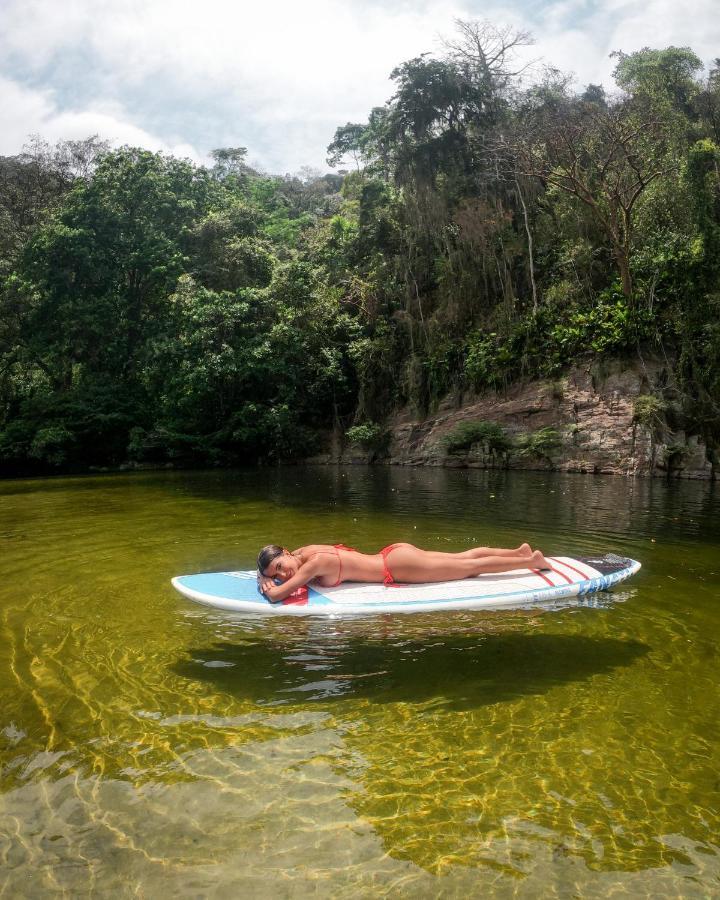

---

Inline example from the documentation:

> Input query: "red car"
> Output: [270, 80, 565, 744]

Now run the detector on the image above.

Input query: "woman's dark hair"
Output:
[257, 544, 284, 575]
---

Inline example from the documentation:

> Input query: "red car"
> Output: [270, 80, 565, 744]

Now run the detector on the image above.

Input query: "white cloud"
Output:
[0, 0, 488, 169]
[1, 0, 718, 172]
[532, 0, 720, 86]
[0, 76, 205, 162]
[602, 0, 720, 67]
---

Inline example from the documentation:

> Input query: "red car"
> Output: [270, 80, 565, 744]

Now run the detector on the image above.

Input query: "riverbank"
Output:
[312, 358, 715, 480]
[2, 359, 714, 481]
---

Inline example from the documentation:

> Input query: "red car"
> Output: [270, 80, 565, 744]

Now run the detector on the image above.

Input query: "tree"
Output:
[686, 138, 720, 272]
[612, 46, 703, 118]
[695, 59, 720, 142]
[515, 92, 674, 296]
[23, 148, 218, 385]
[327, 123, 371, 170]
[210, 147, 252, 181]
[441, 19, 534, 98]
[0, 135, 109, 275]
[188, 201, 274, 291]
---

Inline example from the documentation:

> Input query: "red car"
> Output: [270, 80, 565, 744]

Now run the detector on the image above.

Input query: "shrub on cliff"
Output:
[633, 394, 667, 429]
[515, 427, 562, 462]
[443, 421, 510, 454]
[346, 423, 390, 455]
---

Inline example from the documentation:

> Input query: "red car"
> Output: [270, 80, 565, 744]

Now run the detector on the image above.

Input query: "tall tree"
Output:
[514, 91, 673, 297]
[23, 148, 218, 386]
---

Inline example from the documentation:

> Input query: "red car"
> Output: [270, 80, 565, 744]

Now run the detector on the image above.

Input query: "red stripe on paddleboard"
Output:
[532, 568, 555, 586]
[547, 564, 573, 584]
[549, 558, 592, 581]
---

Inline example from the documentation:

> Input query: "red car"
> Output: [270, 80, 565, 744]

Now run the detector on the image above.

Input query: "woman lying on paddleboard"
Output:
[257, 542, 550, 603]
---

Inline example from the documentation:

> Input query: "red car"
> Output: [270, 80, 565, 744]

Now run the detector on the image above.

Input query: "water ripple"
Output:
[0, 467, 718, 896]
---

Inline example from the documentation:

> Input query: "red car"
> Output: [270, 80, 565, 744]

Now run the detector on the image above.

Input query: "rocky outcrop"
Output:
[310, 359, 715, 479]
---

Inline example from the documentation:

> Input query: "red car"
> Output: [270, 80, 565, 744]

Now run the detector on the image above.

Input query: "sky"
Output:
[1, 0, 718, 175]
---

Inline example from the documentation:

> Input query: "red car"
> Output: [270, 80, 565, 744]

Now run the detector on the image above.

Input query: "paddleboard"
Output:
[171, 554, 641, 616]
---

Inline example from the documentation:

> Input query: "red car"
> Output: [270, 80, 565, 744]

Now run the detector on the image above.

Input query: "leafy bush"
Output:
[29, 425, 76, 466]
[464, 292, 654, 393]
[515, 427, 562, 461]
[345, 422, 390, 453]
[443, 420, 510, 454]
[546, 291, 652, 360]
[663, 441, 690, 466]
[633, 394, 667, 428]
[464, 332, 516, 388]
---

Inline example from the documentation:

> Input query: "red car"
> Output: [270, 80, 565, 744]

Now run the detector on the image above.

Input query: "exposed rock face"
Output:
[313, 359, 715, 479]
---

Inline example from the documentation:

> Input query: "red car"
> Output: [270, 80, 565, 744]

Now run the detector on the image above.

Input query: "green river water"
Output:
[0, 466, 718, 898]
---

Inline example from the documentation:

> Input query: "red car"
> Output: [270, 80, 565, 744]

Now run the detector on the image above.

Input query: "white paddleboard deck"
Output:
[172, 554, 641, 616]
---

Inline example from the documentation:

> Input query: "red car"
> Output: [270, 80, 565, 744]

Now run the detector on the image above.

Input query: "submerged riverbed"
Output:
[1, 467, 718, 897]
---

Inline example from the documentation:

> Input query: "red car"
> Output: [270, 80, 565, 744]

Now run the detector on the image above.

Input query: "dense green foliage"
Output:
[0, 145, 357, 471]
[440, 419, 559, 462]
[345, 423, 390, 456]
[443, 421, 510, 455]
[1, 24, 719, 473]
[515, 427, 562, 462]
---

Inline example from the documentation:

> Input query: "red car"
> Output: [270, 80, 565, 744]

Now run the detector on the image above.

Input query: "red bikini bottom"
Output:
[378, 544, 399, 585]
[332, 543, 398, 586]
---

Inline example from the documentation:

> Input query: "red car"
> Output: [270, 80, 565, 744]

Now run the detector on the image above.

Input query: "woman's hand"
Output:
[258, 576, 276, 596]
[256, 555, 323, 603]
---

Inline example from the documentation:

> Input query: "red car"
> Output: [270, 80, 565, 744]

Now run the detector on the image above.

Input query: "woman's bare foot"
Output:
[530, 550, 550, 570]
[516, 542, 531, 555]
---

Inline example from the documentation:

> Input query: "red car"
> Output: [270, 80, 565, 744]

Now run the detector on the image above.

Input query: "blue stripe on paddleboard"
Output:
[173, 574, 333, 607]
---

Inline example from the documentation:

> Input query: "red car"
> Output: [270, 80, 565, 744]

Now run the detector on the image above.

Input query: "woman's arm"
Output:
[259, 555, 323, 603]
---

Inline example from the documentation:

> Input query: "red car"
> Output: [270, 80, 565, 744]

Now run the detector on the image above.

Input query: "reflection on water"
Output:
[174, 632, 649, 708]
[0, 467, 719, 896]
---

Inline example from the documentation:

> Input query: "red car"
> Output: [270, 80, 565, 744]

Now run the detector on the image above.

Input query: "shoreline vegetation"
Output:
[1, 23, 719, 480]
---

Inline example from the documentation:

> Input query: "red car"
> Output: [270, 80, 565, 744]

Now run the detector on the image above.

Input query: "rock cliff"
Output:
[312, 359, 715, 479]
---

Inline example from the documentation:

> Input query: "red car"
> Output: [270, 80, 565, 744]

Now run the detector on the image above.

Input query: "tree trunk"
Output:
[515, 176, 538, 313]
[615, 247, 633, 298]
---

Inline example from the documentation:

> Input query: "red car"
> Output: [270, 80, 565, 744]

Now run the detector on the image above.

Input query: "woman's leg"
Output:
[385, 545, 549, 583]
[378, 542, 537, 562]
[444, 542, 532, 560]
